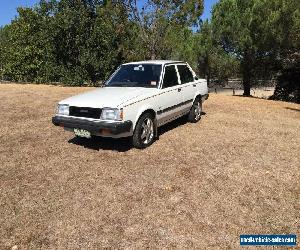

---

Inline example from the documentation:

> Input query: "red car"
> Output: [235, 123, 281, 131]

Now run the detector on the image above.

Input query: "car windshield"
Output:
[106, 64, 162, 88]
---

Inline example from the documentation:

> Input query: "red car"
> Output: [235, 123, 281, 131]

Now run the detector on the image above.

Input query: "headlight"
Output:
[101, 108, 123, 121]
[56, 104, 69, 115]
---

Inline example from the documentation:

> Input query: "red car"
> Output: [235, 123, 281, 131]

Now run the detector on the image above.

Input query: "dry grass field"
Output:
[0, 84, 299, 249]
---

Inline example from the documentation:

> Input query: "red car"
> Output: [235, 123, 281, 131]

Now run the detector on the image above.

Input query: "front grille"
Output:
[69, 106, 102, 119]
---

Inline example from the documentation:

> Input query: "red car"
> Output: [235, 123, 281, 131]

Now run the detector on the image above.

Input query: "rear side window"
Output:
[162, 65, 178, 88]
[177, 65, 194, 84]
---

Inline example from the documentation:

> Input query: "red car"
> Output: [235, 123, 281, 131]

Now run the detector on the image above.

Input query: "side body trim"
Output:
[157, 99, 193, 115]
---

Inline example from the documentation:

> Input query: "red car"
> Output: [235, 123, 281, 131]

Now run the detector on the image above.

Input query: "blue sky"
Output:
[0, 0, 219, 27]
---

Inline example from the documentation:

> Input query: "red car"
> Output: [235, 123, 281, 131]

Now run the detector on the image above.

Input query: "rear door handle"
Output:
[178, 88, 182, 92]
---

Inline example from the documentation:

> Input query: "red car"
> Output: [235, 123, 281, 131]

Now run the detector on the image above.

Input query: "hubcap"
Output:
[194, 101, 202, 120]
[140, 118, 154, 144]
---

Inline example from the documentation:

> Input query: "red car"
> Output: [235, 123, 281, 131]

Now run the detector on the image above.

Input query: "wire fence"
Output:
[208, 78, 277, 98]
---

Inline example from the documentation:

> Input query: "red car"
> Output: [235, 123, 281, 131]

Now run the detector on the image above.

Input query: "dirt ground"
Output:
[0, 84, 299, 249]
[209, 87, 275, 99]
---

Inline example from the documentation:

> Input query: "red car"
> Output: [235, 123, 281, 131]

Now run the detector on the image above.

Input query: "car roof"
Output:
[122, 60, 185, 66]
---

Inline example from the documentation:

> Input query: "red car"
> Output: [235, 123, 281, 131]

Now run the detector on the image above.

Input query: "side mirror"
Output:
[194, 76, 199, 81]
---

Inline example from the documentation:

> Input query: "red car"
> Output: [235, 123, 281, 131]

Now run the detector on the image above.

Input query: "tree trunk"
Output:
[241, 50, 253, 96]
[242, 69, 251, 96]
[207, 66, 211, 86]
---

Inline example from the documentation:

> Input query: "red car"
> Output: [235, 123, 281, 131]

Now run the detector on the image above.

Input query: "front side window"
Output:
[162, 65, 178, 88]
[177, 64, 194, 84]
[106, 64, 162, 88]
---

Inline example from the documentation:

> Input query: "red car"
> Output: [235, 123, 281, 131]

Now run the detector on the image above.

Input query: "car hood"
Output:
[60, 87, 156, 108]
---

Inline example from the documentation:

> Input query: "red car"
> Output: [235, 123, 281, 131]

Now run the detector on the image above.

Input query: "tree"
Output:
[51, 0, 133, 85]
[165, 26, 197, 66]
[0, 25, 11, 80]
[0, 6, 54, 82]
[128, 0, 204, 59]
[191, 20, 239, 85]
[0, 0, 205, 85]
[212, 0, 300, 96]
[271, 0, 300, 103]
[0, 0, 134, 85]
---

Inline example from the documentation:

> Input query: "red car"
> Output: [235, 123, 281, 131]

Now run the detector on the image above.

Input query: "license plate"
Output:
[74, 128, 91, 138]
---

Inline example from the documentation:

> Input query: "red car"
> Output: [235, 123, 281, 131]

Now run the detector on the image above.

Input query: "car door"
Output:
[156, 64, 184, 126]
[176, 64, 196, 113]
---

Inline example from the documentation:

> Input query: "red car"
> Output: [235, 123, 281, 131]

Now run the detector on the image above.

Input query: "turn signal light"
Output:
[120, 109, 124, 120]
[100, 129, 111, 135]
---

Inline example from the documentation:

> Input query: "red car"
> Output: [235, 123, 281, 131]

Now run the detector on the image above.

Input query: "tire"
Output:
[187, 97, 202, 123]
[132, 113, 155, 149]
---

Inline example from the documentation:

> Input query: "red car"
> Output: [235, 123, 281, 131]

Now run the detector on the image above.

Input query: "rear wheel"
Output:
[132, 113, 155, 149]
[188, 97, 202, 123]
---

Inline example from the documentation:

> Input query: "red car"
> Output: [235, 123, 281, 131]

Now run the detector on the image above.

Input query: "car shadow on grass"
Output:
[68, 136, 133, 152]
[68, 112, 206, 151]
[158, 116, 187, 136]
[158, 112, 206, 136]
[285, 107, 300, 112]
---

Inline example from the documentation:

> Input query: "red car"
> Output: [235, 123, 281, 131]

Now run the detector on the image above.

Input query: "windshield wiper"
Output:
[107, 81, 138, 87]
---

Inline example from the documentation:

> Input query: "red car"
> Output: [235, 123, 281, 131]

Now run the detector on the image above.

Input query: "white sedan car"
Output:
[52, 60, 208, 148]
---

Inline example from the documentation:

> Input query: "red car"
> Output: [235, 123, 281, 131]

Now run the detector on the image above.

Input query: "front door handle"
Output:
[178, 88, 182, 92]
[193, 84, 196, 87]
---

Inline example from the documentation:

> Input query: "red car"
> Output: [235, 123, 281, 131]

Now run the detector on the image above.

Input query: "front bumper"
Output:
[52, 116, 132, 135]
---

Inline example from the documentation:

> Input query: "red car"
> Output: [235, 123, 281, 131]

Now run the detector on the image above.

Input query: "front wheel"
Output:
[187, 98, 202, 123]
[132, 113, 155, 149]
